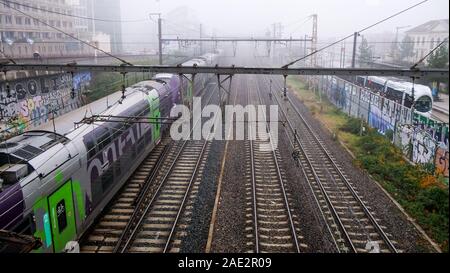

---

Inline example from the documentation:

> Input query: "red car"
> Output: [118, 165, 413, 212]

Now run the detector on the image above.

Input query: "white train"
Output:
[356, 76, 433, 115]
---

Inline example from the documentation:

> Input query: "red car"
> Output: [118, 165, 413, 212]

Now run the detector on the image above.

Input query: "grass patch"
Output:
[84, 56, 185, 102]
[86, 72, 146, 102]
[288, 76, 449, 252]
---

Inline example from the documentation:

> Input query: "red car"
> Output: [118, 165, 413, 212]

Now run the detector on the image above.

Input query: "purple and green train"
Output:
[0, 53, 219, 253]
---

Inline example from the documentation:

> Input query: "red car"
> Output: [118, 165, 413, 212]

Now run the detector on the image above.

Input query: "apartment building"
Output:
[0, 0, 93, 59]
[405, 19, 449, 64]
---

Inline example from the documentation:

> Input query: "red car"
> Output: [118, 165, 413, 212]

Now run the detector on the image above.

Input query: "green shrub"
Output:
[340, 116, 362, 135]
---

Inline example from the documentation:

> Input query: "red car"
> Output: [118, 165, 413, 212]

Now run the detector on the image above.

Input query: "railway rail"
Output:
[244, 75, 307, 253]
[80, 76, 219, 253]
[80, 142, 170, 252]
[260, 73, 400, 253]
[111, 82, 220, 253]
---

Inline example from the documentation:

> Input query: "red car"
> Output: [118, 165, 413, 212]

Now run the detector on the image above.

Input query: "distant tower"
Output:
[311, 14, 318, 67]
[87, 0, 123, 53]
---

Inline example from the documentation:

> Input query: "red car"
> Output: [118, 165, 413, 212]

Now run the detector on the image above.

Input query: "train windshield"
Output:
[415, 96, 432, 113]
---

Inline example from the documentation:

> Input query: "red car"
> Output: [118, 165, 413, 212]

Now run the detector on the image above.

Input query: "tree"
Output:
[427, 40, 449, 97]
[358, 37, 373, 67]
[398, 36, 415, 64]
[428, 41, 449, 68]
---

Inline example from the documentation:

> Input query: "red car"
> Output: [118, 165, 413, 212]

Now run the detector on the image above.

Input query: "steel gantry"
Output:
[161, 37, 313, 59]
[2, 63, 446, 113]
[0, 63, 447, 78]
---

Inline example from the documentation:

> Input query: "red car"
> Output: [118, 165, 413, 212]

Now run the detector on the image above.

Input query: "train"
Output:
[0, 52, 220, 253]
[355, 76, 433, 115]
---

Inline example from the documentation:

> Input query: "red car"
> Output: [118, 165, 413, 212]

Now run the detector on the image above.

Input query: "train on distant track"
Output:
[355, 76, 433, 115]
[0, 52, 220, 253]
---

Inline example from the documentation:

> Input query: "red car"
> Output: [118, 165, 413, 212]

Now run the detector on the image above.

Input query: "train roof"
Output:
[0, 131, 68, 161]
[182, 58, 207, 67]
[398, 81, 432, 97]
[154, 73, 174, 80]
[365, 76, 432, 97]
[385, 80, 407, 91]
[31, 80, 161, 137]
[367, 76, 387, 85]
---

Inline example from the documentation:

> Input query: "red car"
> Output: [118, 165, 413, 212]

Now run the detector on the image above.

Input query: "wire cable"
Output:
[0, 49, 17, 64]
[282, 0, 429, 68]
[2, 0, 149, 23]
[410, 37, 449, 69]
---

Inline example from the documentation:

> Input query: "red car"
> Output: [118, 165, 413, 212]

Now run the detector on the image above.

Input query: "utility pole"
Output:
[340, 41, 346, 68]
[272, 23, 276, 58]
[158, 16, 162, 65]
[311, 14, 318, 67]
[91, 0, 97, 64]
[199, 24, 203, 55]
[392, 25, 411, 60]
[351, 32, 359, 68]
[149, 13, 162, 64]
[303, 34, 307, 66]
[149, 12, 162, 65]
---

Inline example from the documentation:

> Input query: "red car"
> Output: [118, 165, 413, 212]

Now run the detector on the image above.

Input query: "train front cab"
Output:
[0, 132, 82, 253]
[32, 141, 82, 253]
[41, 179, 77, 253]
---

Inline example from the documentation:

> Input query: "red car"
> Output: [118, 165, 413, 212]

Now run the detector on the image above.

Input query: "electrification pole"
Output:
[149, 13, 162, 65]
[158, 16, 162, 65]
[351, 32, 359, 68]
[199, 24, 203, 55]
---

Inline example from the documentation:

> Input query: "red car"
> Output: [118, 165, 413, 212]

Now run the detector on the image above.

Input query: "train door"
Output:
[149, 91, 161, 141]
[47, 181, 76, 252]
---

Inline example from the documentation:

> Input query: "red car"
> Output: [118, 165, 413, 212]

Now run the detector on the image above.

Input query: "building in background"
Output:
[405, 19, 449, 64]
[0, 0, 94, 59]
[87, 0, 122, 54]
[66, 0, 94, 55]
[92, 32, 111, 53]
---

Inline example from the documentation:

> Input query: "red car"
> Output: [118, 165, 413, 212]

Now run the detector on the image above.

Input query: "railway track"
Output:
[110, 84, 221, 253]
[80, 76, 219, 253]
[113, 139, 211, 253]
[80, 141, 171, 253]
[261, 74, 400, 253]
[244, 76, 307, 253]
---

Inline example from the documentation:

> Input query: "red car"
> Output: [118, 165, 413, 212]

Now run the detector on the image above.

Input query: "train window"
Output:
[95, 127, 111, 151]
[111, 124, 124, 142]
[56, 199, 67, 233]
[404, 95, 414, 108]
[415, 96, 432, 113]
[386, 87, 403, 104]
[84, 135, 96, 159]
[356, 77, 366, 86]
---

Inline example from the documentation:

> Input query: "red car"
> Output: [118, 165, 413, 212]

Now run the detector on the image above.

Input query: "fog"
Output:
[119, 0, 449, 52]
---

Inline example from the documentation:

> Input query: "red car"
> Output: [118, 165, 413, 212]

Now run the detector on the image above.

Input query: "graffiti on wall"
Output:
[0, 72, 91, 140]
[435, 146, 449, 178]
[412, 129, 437, 164]
[314, 75, 449, 179]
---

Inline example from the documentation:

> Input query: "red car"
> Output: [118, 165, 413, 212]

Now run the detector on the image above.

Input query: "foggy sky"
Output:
[119, 0, 449, 51]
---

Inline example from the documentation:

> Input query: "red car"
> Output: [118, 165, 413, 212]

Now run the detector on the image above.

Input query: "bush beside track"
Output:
[288, 77, 449, 252]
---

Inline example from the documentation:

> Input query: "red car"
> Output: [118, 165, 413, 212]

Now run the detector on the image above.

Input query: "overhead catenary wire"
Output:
[410, 37, 449, 69]
[0, 0, 134, 66]
[1, 0, 149, 23]
[0, 48, 17, 64]
[0, 87, 170, 229]
[282, 0, 429, 68]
